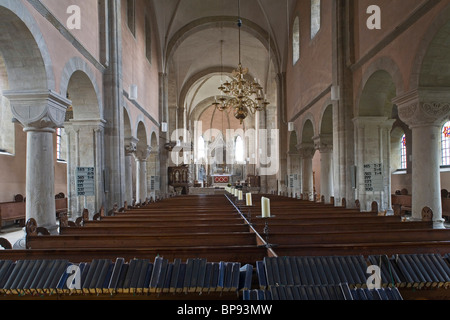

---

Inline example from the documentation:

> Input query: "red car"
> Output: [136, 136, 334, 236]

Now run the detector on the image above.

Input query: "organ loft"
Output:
[0, 0, 449, 304]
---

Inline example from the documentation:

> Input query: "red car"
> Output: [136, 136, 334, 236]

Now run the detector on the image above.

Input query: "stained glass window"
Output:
[235, 136, 244, 163]
[442, 121, 450, 166]
[400, 134, 407, 170]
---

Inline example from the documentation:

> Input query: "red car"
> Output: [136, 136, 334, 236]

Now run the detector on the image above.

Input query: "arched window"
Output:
[292, 16, 300, 65]
[442, 121, 450, 166]
[400, 134, 407, 170]
[311, 0, 321, 39]
[197, 136, 206, 161]
[56, 128, 67, 162]
[235, 136, 245, 163]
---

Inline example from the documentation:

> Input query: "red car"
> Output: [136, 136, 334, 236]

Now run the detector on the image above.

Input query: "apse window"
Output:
[400, 134, 407, 170]
[197, 136, 206, 161]
[293, 16, 300, 65]
[235, 136, 245, 164]
[311, 0, 321, 39]
[442, 121, 450, 166]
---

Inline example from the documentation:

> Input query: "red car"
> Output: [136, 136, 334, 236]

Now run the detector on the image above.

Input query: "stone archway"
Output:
[354, 69, 397, 212]
[299, 118, 316, 201]
[314, 104, 334, 204]
[64, 69, 104, 219]
[1, 3, 69, 231]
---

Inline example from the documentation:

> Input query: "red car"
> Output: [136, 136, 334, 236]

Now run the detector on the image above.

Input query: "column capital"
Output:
[3, 90, 71, 131]
[124, 137, 139, 156]
[392, 88, 450, 127]
[313, 134, 333, 153]
[134, 145, 152, 162]
[297, 143, 316, 158]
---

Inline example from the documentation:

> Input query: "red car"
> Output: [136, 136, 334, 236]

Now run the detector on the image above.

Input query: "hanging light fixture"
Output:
[213, 0, 269, 124]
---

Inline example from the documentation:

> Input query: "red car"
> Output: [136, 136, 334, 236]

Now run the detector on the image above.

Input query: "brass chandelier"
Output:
[213, 1, 269, 124]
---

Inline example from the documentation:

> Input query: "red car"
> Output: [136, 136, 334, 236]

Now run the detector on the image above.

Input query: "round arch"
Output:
[60, 57, 103, 120]
[0, 2, 55, 90]
[166, 16, 281, 74]
[409, 3, 450, 89]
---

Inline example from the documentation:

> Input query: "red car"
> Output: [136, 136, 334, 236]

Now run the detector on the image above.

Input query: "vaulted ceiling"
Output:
[150, 0, 295, 117]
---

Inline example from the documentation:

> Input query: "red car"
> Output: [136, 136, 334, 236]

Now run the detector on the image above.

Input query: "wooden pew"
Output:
[0, 196, 68, 230]
[233, 194, 450, 258]
[0, 201, 25, 229]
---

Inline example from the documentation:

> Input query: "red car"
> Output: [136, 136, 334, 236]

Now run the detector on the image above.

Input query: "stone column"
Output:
[287, 151, 301, 197]
[393, 89, 450, 225]
[124, 137, 138, 205]
[4, 90, 70, 232]
[298, 143, 316, 201]
[314, 134, 334, 204]
[352, 117, 395, 212]
[134, 146, 152, 203]
[64, 119, 106, 219]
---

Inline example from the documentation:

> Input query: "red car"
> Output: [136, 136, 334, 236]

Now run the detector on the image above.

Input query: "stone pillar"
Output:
[393, 89, 450, 225]
[314, 134, 334, 204]
[298, 143, 316, 201]
[134, 146, 151, 203]
[124, 137, 138, 205]
[4, 90, 70, 231]
[287, 151, 301, 197]
[352, 117, 395, 212]
[65, 119, 106, 219]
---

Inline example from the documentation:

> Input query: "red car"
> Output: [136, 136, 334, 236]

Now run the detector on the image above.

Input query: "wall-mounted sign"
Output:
[77, 167, 95, 196]
[364, 163, 383, 192]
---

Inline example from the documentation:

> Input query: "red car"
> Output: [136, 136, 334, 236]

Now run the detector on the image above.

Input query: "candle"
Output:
[261, 197, 271, 218]
[234, 189, 238, 197]
[238, 190, 243, 201]
[246, 193, 253, 206]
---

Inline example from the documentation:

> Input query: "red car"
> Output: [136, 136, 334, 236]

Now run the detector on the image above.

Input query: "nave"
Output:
[1, 193, 450, 300]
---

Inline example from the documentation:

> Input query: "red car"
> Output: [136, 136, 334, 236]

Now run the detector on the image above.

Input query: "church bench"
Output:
[0, 197, 68, 230]
[98, 216, 245, 226]
[272, 241, 450, 257]
[443, 198, 450, 220]
[25, 232, 258, 250]
[250, 215, 402, 226]
[0, 246, 267, 265]
[61, 224, 250, 235]
[266, 229, 450, 246]
[0, 201, 25, 229]
[250, 221, 433, 234]
[391, 194, 450, 219]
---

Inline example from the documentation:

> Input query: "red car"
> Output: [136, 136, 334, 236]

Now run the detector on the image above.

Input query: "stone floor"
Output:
[0, 224, 25, 249]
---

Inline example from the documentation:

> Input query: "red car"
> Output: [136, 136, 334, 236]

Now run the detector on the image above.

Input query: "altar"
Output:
[212, 174, 231, 187]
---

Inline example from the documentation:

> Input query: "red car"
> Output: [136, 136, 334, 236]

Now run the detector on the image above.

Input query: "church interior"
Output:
[0, 0, 450, 302]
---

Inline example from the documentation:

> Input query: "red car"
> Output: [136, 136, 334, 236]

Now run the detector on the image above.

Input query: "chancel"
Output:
[0, 0, 450, 302]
